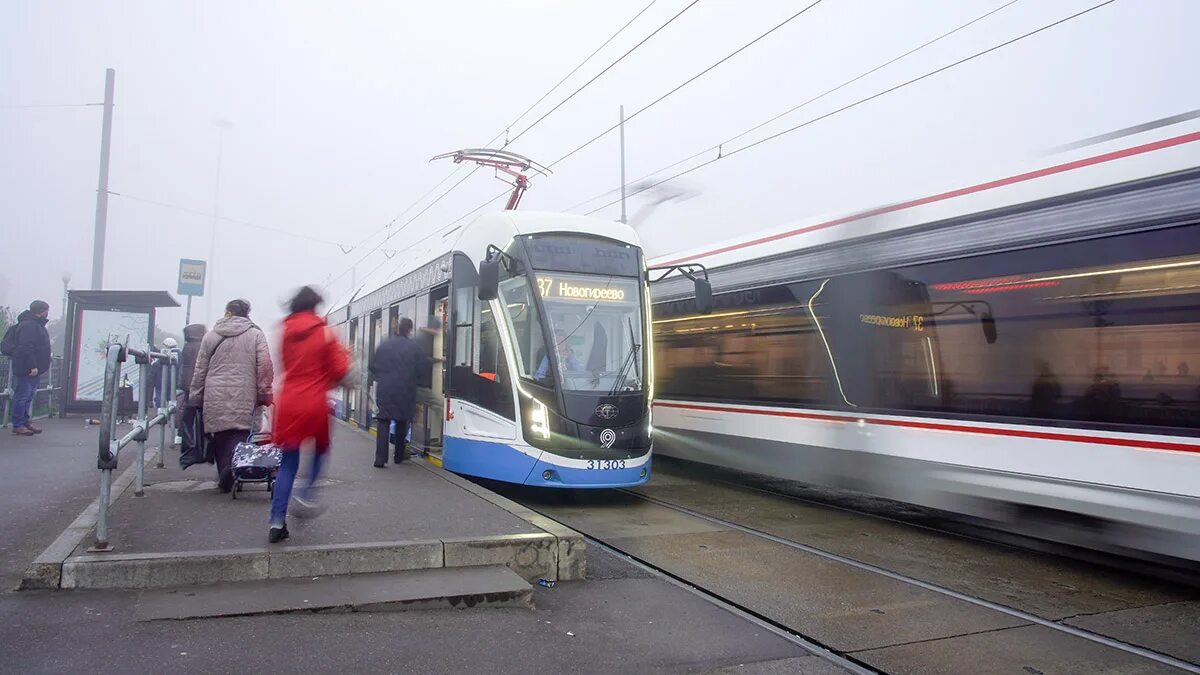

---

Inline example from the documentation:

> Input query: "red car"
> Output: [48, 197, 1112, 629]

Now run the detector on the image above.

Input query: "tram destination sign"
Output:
[536, 276, 635, 303]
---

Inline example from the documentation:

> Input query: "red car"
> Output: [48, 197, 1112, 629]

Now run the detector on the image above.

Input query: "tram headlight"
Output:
[528, 397, 551, 440]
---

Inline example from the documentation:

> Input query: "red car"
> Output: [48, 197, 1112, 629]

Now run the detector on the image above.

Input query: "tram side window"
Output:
[654, 284, 831, 405]
[449, 277, 514, 420]
[474, 306, 515, 419]
[899, 223, 1200, 430]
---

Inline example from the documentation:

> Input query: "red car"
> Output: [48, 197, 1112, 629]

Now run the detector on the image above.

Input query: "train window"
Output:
[498, 273, 548, 381]
[899, 223, 1200, 431]
[473, 306, 515, 419]
[654, 283, 831, 404]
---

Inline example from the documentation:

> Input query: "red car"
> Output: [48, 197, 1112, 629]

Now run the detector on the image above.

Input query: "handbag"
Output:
[179, 404, 212, 469]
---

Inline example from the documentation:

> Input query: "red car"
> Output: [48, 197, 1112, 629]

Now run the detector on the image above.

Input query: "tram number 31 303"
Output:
[586, 459, 627, 470]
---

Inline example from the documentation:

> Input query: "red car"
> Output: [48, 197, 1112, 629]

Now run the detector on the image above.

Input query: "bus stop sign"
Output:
[178, 259, 206, 296]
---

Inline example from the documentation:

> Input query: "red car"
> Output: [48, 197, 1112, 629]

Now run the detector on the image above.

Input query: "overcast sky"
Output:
[2, 0, 1196, 335]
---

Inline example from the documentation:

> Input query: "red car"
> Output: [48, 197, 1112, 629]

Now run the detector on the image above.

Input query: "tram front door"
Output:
[412, 295, 447, 454]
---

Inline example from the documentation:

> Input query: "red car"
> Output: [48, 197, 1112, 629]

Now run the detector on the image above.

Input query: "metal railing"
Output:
[0, 355, 65, 428]
[92, 343, 179, 552]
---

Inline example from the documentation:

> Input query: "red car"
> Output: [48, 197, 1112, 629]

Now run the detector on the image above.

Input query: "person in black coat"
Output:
[9, 301, 52, 436]
[369, 317, 429, 467]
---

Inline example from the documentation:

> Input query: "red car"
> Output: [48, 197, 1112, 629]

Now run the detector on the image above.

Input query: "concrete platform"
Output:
[23, 421, 584, 589]
[134, 565, 533, 620]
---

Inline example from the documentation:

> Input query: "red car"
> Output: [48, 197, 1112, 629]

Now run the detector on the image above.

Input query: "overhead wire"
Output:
[583, 0, 1118, 216]
[343, 187, 513, 305]
[326, 0, 678, 293]
[108, 191, 400, 253]
[564, 0, 1023, 213]
[505, 0, 701, 148]
[546, 0, 827, 170]
[0, 102, 102, 109]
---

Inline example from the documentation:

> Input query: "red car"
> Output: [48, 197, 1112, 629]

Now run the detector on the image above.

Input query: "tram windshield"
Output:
[499, 271, 645, 393]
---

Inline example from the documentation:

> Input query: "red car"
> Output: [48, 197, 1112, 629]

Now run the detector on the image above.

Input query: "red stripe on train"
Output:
[652, 401, 1200, 455]
[659, 131, 1200, 267]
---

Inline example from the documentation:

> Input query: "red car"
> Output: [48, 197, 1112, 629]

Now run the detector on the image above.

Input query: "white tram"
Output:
[330, 209, 709, 488]
[649, 120, 1200, 560]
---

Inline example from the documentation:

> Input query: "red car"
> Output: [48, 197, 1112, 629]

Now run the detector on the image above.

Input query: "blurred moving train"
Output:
[649, 121, 1200, 562]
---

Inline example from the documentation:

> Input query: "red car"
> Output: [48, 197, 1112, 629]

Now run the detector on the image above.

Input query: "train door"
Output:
[411, 286, 450, 455]
[815, 270, 944, 410]
[368, 309, 384, 426]
[347, 317, 360, 423]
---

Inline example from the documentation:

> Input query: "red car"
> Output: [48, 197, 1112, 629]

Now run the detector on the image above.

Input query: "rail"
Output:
[0, 355, 65, 428]
[92, 343, 179, 552]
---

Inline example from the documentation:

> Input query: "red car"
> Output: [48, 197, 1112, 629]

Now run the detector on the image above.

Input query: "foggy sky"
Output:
[2, 0, 1196, 338]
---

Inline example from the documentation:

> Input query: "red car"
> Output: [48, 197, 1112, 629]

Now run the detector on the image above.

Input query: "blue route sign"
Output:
[178, 259, 206, 296]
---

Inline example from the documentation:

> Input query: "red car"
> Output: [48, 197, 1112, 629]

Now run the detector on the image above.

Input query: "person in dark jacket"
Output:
[369, 317, 428, 467]
[10, 300, 51, 436]
[179, 323, 207, 402]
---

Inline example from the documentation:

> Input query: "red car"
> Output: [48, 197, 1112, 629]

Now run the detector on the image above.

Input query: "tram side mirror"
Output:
[478, 259, 500, 301]
[694, 278, 714, 315]
[981, 311, 997, 344]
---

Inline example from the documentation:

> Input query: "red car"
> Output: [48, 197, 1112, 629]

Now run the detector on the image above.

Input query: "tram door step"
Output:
[135, 565, 533, 620]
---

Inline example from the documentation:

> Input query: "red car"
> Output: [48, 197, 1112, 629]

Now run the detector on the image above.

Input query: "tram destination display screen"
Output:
[522, 235, 640, 277]
[535, 275, 635, 303]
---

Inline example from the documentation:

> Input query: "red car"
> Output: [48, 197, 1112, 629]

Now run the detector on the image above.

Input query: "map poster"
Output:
[73, 309, 152, 402]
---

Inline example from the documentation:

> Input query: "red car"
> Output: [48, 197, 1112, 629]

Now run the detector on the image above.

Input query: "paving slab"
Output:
[608, 529, 1028, 652]
[135, 565, 532, 619]
[635, 469, 1195, 619]
[851, 624, 1182, 675]
[26, 422, 587, 588]
[0, 418, 140, 590]
[1065, 601, 1200, 664]
[0, 547, 840, 674]
[79, 423, 539, 556]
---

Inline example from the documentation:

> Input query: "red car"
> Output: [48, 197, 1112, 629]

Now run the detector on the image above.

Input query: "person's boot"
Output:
[12, 427, 35, 436]
[26, 424, 43, 434]
[268, 523, 289, 543]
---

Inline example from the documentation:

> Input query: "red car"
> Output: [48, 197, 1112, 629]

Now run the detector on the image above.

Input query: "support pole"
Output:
[94, 469, 113, 550]
[90, 68, 115, 290]
[156, 358, 168, 468]
[619, 105, 627, 225]
[166, 354, 177, 450]
[134, 361, 148, 497]
[185, 296, 193, 325]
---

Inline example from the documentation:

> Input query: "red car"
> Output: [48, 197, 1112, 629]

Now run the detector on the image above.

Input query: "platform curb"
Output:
[21, 424, 587, 590]
[19, 450, 161, 590]
[408, 455, 588, 581]
[55, 535, 565, 590]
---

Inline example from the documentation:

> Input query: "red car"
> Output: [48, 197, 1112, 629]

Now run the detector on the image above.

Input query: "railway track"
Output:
[499, 465, 1200, 674]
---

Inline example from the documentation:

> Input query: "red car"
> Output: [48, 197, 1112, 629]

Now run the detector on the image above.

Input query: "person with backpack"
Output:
[4, 300, 51, 436]
[188, 299, 274, 492]
[269, 286, 349, 543]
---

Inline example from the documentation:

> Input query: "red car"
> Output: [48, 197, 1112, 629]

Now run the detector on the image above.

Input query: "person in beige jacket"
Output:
[189, 299, 274, 492]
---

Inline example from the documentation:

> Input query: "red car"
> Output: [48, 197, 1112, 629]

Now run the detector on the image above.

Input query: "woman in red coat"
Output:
[269, 286, 349, 543]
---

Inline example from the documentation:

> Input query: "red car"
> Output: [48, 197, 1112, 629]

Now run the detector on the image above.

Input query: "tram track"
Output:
[499, 466, 1200, 674]
[685, 462, 1200, 591]
[615, 488, 1200, 674]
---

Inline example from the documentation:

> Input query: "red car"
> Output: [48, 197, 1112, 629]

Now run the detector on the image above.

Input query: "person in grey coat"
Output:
[189, 299, 274, 492]
[369, 317, 428, 467]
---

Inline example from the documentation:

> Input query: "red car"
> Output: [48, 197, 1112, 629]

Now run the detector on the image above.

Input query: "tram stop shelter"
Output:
[61, 290, 179, 415]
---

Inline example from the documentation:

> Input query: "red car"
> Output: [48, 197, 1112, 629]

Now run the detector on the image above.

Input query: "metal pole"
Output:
[134, 361, 148, 497]
[619, 105, 627, 225]
[185, 296, 193, 325]
[156, 358, 167, 468]
[94, 468, 113, 550]
[91, 68, 115, 291]
[205, 122, 229, 323]
[167, 353, 178, 447]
